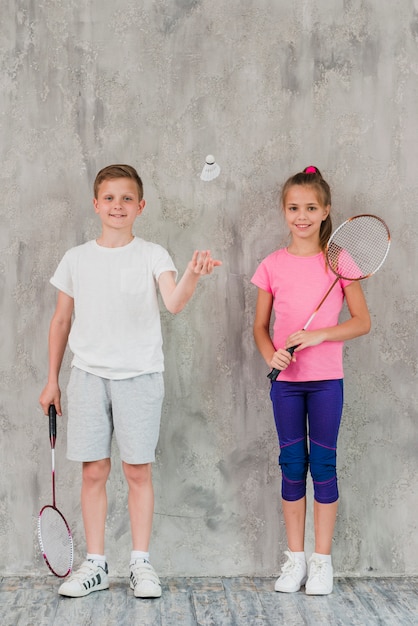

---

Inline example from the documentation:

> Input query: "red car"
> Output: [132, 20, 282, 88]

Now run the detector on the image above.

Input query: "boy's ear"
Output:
[138, 199, 146, 215]
[93, 198, 99, 213]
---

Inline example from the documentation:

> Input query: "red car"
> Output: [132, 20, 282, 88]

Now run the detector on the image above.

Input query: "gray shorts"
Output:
[66, 367, 164, 464]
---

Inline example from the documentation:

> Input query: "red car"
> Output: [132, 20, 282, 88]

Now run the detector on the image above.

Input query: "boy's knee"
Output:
[123, 461, 152, 485]
[82, 459, 111, 484]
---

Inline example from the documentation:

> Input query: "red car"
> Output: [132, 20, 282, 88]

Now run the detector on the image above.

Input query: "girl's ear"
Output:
[322, 205, 331, 220]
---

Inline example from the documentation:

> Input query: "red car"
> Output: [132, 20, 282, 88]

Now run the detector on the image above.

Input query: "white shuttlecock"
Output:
[200, 155, 221, 181]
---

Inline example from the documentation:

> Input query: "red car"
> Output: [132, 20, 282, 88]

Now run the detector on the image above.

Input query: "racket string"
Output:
[327, 215, 390, 280]
[38, 506, 73, 577]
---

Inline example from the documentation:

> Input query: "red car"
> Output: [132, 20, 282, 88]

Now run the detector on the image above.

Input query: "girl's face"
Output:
[283, 185, 330, 243]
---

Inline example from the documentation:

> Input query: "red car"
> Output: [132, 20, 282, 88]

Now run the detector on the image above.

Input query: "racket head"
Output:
[326, 214, 390, 281]
[38, 504, 73, 578]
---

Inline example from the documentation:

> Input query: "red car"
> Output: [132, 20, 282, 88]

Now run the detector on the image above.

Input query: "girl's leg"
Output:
[122, 461, 154, 551]
[282, 496, 306, 552]
[307, 379, 344, 555]
[81, 458, 111, 554]
[313, 500, 338, 554]
[270, 382, 309, 548]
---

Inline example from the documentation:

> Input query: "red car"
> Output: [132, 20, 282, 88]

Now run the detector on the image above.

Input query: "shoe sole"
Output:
[305, 586, 333, 595]
[129, 581, 162, 598]
[58, 583, 109, 598]
[275, 576, 307, 593]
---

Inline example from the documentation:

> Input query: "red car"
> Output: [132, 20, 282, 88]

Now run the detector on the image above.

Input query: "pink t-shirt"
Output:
[251, 248, 351, 382]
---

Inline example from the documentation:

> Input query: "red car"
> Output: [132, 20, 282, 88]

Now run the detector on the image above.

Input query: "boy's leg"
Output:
[81, 458, 111, 554]
[122, 461, 154, 551]
[123, 461, 162, 598]
[58, 459, 111, 598]
[111, 374, 164, 599]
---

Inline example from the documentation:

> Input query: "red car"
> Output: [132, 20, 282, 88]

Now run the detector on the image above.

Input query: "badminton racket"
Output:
[268, 214, 391, 381]
[38, 404, 73, 577]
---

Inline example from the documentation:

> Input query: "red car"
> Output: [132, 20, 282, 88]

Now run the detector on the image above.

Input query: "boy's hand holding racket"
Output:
[39, 382, 62, 417]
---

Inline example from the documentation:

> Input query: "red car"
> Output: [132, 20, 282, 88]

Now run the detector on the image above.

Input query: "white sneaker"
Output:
[58, 560, 109, 597]
[274, 550, 307, 593]
[305, 554, 333, 595]
[130, 559, 162, 598]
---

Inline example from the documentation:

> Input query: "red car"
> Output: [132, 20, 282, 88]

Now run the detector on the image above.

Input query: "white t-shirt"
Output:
[50, 237, 177, 379]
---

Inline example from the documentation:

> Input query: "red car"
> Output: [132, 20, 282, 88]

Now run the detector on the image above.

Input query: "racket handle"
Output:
[49, 404, 57, 448]
[267, 346, 297, 381]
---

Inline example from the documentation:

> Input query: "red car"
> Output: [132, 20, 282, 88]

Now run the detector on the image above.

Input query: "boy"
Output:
[39, 164, 221, 598]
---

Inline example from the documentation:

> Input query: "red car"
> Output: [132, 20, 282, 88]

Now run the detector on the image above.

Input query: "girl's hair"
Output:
[281, 166, 332, 252]
[94, 164, 143, 200]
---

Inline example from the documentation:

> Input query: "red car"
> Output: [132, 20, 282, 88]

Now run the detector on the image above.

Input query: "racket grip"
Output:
[49, 404, 57, 446]
[267, 346, 297, 382]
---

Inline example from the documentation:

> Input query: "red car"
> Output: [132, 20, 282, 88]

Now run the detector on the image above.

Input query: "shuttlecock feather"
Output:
[200, 155, 221, 181]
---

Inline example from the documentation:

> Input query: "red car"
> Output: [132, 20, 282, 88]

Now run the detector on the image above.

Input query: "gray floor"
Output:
[1, 575, 417, 626]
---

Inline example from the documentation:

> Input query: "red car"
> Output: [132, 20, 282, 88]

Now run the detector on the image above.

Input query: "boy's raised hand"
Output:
[188, 250, 222, 275]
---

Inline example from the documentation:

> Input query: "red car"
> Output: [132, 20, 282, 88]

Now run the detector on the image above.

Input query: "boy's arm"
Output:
[158, 250, 222, 314]
[39, 290, 74, 416]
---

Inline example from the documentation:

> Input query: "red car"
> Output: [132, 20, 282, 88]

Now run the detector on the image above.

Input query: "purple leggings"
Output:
[270, 379, 343, 504]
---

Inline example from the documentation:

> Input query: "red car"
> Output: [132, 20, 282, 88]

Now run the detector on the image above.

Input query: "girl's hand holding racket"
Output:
[286, 329, 326, 352]
[270, 347, 295, 372]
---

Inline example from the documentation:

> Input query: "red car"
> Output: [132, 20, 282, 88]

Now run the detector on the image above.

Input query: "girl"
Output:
[251, 166, 371, 595]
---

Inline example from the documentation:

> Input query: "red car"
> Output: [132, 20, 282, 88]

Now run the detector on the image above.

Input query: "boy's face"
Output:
[93, 177, 145, 231]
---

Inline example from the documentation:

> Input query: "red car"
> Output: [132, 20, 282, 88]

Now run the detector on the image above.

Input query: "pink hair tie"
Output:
[305, 166, 317, 174]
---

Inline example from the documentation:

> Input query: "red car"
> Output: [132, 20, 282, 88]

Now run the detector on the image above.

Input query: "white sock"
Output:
[86, 553, 106, 568]
[130, 550, 150, 565]
[312, 552, 332, 563]
[291, 550, 306, 561]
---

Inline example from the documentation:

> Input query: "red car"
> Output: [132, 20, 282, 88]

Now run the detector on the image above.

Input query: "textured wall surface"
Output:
[0, 0, 417, 578]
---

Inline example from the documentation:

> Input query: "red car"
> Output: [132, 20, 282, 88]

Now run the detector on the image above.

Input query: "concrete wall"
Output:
[1, 0, 417, 577]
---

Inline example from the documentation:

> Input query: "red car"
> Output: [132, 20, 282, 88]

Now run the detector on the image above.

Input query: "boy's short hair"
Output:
[94, 164, 144, 200]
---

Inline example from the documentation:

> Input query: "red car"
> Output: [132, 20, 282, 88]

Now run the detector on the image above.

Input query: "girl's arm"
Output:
[39, 290, 74, 416]
[253, 288, 293, 371]
[287, 281, 371, 352]
[159, 250, 222, 314]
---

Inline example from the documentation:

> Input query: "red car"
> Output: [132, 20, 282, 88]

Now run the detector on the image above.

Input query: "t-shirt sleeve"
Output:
[339, 277, 352, 290]
[50, 251, 74, 297]
[251, 260, 272, 293]
[153, 245, 178, 282]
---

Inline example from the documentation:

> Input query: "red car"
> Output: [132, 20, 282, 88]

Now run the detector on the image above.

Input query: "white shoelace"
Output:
[309, 558, 329, 582]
